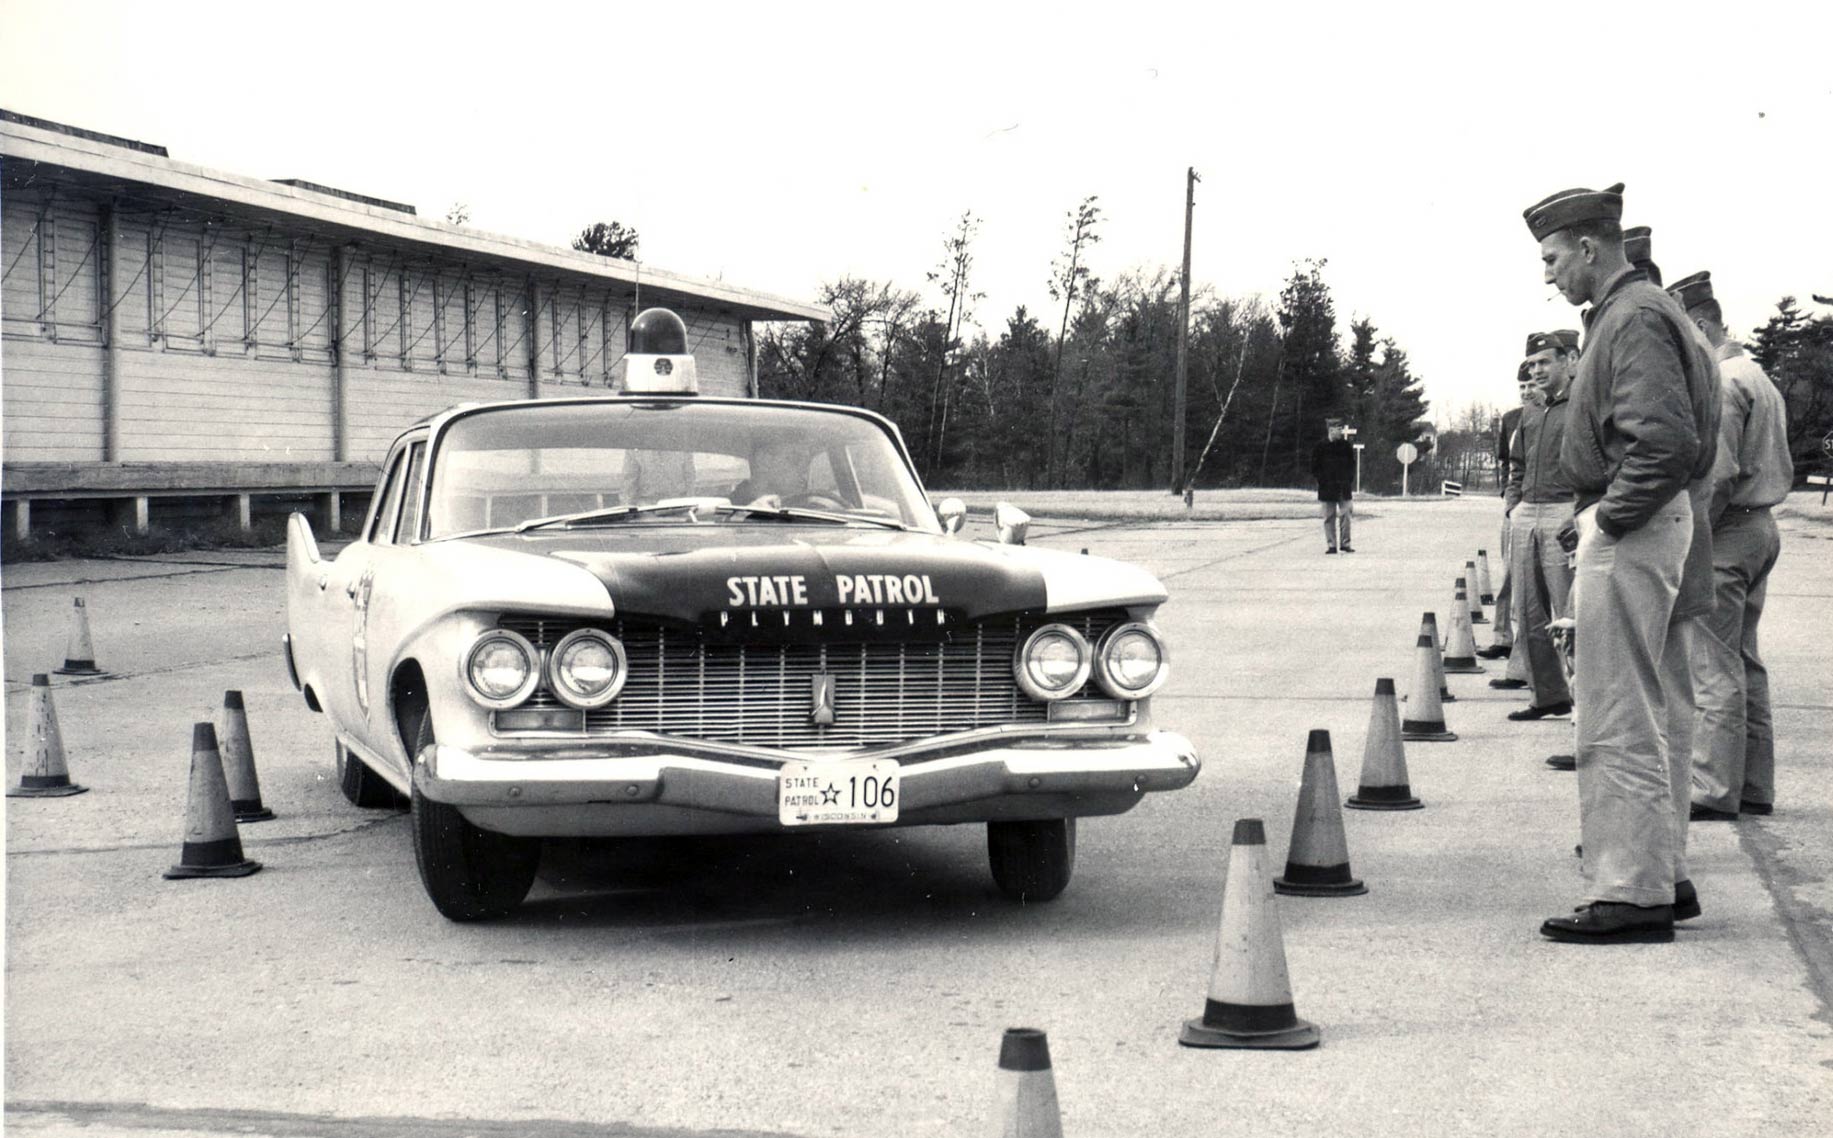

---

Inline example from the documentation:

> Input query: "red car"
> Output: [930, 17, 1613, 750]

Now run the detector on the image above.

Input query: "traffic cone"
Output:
[164, 723, 262, 879]
[1347, 679, 1422, 810]
[53, 596, 104, 676]
[1420, 612, 1455, 702]
[1403, 631, 1457, 742]
[1465, 561, 1488, 624]
[217, 690, 275, 822]
[1476, 550, 1496, 606]
[8, 675, 88, 797]
[1179, 818, 1320, 1050]
[1442, 578, 1484, 674]
[989, 1028, 1063, 1137]
[1274, 730, 1367, 896]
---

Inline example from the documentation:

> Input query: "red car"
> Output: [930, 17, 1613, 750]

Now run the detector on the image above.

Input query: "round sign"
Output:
[1396, 442, 1418, 465]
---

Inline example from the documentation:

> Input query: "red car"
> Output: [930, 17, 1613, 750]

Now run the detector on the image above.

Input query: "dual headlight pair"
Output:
[463, 628, 626, 710]
[1014, 621, 1168, 702]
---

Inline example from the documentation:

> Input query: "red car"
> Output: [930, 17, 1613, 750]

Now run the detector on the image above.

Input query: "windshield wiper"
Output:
[718, 504, 908, 530]
[514, 503, 699, 532]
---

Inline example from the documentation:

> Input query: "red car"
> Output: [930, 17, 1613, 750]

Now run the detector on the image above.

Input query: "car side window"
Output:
[367, 451, 407, 545]
[393, 442, 427, 544]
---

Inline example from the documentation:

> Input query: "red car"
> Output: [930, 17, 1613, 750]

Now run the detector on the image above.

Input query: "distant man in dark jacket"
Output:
[1311, 419, 1357, 554]
[1525, 184, 1717, 945]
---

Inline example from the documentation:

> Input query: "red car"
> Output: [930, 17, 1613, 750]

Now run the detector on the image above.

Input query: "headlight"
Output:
[461, 630, 540, 709]
[546, 628, 627, 709]
[1095, 622, 1169, 699]
[1014, 623, 1091, 701]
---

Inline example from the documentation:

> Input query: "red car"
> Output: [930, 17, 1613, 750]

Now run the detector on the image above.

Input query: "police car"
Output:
[284, 309, 1199, 920]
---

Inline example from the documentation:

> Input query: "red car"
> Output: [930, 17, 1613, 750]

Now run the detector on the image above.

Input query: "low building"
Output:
[0, 109, 826, 538]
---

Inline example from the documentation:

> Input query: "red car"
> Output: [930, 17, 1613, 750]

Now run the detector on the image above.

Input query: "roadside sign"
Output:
[1396, 443, 1418, 465]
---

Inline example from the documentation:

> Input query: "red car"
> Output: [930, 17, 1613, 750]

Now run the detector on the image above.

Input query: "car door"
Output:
[311, 445, 409, 744]
[349, 435, 429, 780]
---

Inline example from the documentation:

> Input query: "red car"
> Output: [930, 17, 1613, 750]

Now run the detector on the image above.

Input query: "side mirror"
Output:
[994, 502, 1030, 546]
[936, 497, 967, 535]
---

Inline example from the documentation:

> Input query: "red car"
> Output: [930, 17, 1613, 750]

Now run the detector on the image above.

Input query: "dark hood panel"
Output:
[465, 529, 1048, 627]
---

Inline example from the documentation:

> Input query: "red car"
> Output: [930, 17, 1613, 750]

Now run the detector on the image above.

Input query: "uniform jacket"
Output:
[1560, 269, 1719, 539]
[1710, 341, 1794, 522]
[1497, 406, 1522, 501]
[1311, 438, 1356, 501]
[1506, 390, 1574, 507]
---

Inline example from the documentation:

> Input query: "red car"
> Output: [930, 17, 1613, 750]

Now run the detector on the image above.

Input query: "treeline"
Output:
[1750, 295, 1833, 476]
[754, 204, 1434, 493]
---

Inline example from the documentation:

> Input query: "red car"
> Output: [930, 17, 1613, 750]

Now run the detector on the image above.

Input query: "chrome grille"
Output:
[499, 610, 1126, 750]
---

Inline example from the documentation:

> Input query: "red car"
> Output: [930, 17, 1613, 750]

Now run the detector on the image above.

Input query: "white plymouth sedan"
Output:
[285, 389, 1197, 919]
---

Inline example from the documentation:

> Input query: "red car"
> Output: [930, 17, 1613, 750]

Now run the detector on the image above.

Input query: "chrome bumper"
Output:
[415, 732, 1199, 834]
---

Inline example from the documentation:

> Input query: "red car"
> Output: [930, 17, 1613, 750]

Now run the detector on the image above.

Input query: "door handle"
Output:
[317, 573, 330, 591]
[345, 580, 359, 598]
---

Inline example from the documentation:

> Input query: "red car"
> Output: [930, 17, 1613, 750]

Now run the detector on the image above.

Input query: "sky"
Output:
[3, 0, 1830, 424]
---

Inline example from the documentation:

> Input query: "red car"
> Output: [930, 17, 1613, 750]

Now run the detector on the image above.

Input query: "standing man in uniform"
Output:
[1670, 271, 1794, 820]
[1312, 418, 1357, 554]
[1481, 364, 1537, 666]
[1524, 184, 1717, 945]
[1503, 332, 1578, 721]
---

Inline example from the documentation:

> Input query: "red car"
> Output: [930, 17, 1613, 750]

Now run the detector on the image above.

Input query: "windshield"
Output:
[426, 401, 937, 538]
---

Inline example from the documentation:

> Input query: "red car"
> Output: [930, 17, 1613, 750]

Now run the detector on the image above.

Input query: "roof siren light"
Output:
[621, 307, 698, 395]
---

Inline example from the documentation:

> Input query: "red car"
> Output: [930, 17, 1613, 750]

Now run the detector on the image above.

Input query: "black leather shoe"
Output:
[1340, 545, 1355, 553]
[1508, 700, 1572, 721]
[1689, 803, 1738, 822]
[1674, 879, 1701, 922]
[1546, 753, 1576, 771]
[1489, 677, 1529, 690]
[1325, 548, 1337, 555]
[1541, 901, 1675, 943]
[1739, 800, 1773, 816]
[1476, 645, 1512, 659]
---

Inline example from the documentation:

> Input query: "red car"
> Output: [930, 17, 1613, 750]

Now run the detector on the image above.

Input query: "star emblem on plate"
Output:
[820, 784, 840, 805]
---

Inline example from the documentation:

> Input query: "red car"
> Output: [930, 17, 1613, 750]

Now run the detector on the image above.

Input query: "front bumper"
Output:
[415, 731, 1199, 837]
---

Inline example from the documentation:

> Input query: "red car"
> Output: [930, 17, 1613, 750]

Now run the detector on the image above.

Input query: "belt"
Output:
[1725, 503, 1774, 514]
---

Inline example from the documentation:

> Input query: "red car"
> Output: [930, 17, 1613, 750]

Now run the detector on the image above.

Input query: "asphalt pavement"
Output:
[6, 494, 1831, 1137]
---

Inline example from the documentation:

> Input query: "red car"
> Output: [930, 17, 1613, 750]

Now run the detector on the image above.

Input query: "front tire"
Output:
[407, 710, 540, 921]
[988, 818, 1077, 902]
[336, 739, 400, 809]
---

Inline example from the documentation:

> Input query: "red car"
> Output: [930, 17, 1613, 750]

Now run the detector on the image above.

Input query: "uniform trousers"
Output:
[1661, 615, 1697, 888]
[1320, 499, 1352, 549]
[1492, 515, 1515, 645]
[1572, 491, 1691, 906]
[1690, 507, 1781, 812]
[1508, 502, 1574, 707]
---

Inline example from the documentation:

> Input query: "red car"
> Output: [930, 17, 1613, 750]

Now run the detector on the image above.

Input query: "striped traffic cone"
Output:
[1180, 818, 1320, 1050]
[1465, 561, 1488, 624]
[164, 723, 262, 879]
[1476, 550, 1496, 606]
[1274, 730, 1367, 897]
[1442, 579, 1484, 674]
[218, 690, 275, 822]
[1346, 679, 1422, 810]
[1420, 612, 1455, 702]
[8, 675, 88, 797]
[53, 596, 104, 676]
[1403, 631, 1457, 742]
[989, 1028, 1063, 1137]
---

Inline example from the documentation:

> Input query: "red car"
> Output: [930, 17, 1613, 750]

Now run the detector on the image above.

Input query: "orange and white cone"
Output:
[1464, 560, 1488, 624]
[1476, 550, 1496, 606]
[1403, 631, 1457, 742]
[1180, 818, 1320, 1050]
[1346, 679, 1422, 810]
[1274, 730, 1367, 896]
[1442, 578, 1484, 674]
[165, 723, 262, 879]
[8, 675, 88, 797]
[53, 596, 104, 676]
[989, 1028, 1063, 1137]
[1420, 612, 1455, 702]
[218, 690, 274, 822]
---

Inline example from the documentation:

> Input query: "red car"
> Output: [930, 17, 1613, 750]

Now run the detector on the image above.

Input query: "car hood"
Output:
[456, 527, 1165, 625]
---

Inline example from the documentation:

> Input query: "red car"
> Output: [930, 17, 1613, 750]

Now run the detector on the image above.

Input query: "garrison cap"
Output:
[1623, 226, 1653, 266]
[1516, 361, 1532, 383]
[1553, 328, 1581, 351]
[1669, 270, 1714, 312]
[1523, 183, 1625, 239]
[1524, 331, 1562, 357]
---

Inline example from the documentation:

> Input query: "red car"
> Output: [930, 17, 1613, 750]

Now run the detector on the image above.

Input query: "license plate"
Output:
[778, 759, 899, 826]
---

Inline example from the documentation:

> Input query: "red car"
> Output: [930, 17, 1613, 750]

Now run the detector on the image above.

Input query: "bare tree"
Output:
[445, 202, 471, 226]
[1047, 195, 1102, 485]
[924, 211, 984, 470]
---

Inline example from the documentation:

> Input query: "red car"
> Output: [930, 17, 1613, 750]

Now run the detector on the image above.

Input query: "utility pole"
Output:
[1171, 167, 1198, 493]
